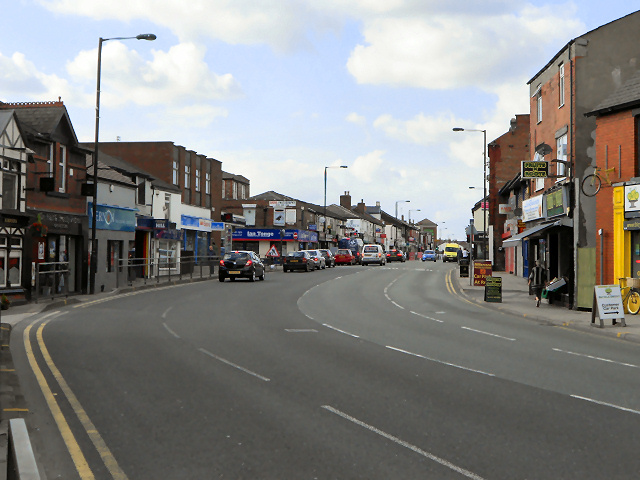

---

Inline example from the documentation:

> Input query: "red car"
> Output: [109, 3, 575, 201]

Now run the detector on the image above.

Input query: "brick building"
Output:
[487, 114, 530, 271]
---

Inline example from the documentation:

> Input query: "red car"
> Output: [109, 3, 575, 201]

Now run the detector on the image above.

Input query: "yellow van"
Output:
[443, 243, 461, 262]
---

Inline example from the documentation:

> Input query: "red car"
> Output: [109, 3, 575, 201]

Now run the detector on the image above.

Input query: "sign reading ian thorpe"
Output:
[521, 161, 549, 178]
[473, 260, 492, 287]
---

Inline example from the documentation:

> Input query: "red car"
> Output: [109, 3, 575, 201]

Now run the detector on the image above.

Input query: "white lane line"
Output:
[198, 348, 270, 382]
[323, 324, 360, 338]
[162, 322, 180, 339]
[391, 301, 405, 310]
[321, 405, 486, 480]
[161, 306, 172, 319]
[386, 346, 495, 377]
[410, 311, 444, 323]
[571, 395, 640, 415]
[553, 348, 640, 368]
[461, 327, 515, 341]
[285, 329, 318, 333]
[304, 314, 315, 320]
[435, 311, 446, 314]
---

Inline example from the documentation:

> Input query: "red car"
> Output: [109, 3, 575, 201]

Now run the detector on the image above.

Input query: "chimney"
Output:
[340, 191, 351, 209]
[355, 199, 366, 214]
[376, 201, 381, 207]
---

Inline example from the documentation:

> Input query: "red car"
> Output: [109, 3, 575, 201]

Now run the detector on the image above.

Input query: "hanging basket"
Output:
[29, 214, 48, 237]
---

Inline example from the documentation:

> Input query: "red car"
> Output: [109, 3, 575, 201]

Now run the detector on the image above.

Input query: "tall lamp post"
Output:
[323, 165, 348, 244]
[408, 209, 421, 224]
[453, 127, 488, 260]
[90, 33, 156, 295]
[395, 200, 410, 219]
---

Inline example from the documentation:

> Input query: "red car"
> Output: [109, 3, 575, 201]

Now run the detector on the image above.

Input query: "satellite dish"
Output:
[535, 142, 553, 156]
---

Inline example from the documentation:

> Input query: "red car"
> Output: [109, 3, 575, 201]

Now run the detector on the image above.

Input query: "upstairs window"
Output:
[556, 134, 567, 180]
[184, 164, 191, 189]
[205, 172, 211, 195]
[534, 84, 542, 123]
[558, 63, 565, 107]
[58, 145, 67, 193]
[172, 160, 179, 186]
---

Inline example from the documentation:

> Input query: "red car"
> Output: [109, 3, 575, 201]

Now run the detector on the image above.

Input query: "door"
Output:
[523, 240, 529, 278]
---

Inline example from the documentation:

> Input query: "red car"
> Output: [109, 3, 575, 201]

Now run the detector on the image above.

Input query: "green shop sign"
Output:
[545, 189, 565, 217]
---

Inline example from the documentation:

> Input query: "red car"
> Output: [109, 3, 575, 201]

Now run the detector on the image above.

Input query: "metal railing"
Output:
[34, 261, 69, 304]
[114, 255, 219, 289]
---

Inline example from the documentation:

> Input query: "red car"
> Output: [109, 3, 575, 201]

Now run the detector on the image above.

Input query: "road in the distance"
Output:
[12, 262, 640, 479]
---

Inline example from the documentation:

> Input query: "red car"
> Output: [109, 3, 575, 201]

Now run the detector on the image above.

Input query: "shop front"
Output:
[614, 183, 640, 283]
[33, 210, 88, 296]
[135, 218, 182, 278]
[232, 228, 319, 258]
[0, 212, 29, 302]
[181, 215, 224, 266]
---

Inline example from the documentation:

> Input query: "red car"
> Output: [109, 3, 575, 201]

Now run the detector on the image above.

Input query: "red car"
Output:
[334, 248, 356, 265]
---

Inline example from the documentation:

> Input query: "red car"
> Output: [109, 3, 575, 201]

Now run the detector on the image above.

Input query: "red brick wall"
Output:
[488, 114, 530, 270]
[594, 110, 637, 283]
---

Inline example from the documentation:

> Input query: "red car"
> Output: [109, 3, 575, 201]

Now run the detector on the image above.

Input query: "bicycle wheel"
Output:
[581, 174, 601, 197]
[627, 290, 640, 315]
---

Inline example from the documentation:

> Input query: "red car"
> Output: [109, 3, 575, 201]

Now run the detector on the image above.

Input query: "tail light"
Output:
[219, 260, 224, 266]
[246, 259, 253, 266]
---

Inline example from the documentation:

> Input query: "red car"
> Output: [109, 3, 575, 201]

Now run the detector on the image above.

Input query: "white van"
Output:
[361, 244, 386, 266]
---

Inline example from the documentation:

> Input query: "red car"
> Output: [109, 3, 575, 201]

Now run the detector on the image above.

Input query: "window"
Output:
[184, 164, 191, 189]
[232, 182, 238, 199]
[2, 165, 17, 210]
[241, 184, 246, 199]
[534, 85, 542, 123]
[195, 168, 200, 192]
[172, 160, 179, 186]
[58, 145, 67, 192]
[47, 144, 53, 176]
[107, 240, 122, 273]
[222, 179, 226, 199]
[558, 63, 565, 107]
[164, 193, 171, 219]
[556, 134, 567, 179]
[205, 172, 211, 195]
[534, 152, 545, 191]
[137, 180, 146, 205]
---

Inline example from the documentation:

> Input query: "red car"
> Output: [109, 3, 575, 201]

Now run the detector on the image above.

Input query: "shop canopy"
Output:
[502, 218, 572, 247]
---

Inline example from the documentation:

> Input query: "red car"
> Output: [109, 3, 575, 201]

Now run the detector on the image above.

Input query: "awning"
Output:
[502, 217, 572, 247]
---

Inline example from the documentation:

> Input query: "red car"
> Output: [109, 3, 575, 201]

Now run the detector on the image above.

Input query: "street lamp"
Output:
[408, 209, 421, 223]
[323, 165, 348, 244]
[90, 33, 156, 295]
[395, 200, 410, 219]
[453, 127, 488, 260]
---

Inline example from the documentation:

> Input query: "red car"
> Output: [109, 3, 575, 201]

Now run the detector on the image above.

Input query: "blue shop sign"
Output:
[88, 203, 137, 232]
[233, 228, 318, 243]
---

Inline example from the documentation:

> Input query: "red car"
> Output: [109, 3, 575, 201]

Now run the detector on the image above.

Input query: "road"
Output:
[12, 261, 640, 479]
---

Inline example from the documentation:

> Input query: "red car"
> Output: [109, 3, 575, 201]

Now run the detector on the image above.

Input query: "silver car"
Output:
[302, 250, 326, 270]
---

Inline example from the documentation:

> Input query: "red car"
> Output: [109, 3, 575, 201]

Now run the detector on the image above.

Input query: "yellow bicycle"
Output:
[619, 278, 640, 315]
[582, 165, 616, 197]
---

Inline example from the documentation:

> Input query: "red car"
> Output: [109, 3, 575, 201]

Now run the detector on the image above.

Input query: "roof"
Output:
[528, 10, 640, 85]
[222, 171, 250, 184]
[0, 101, 79, 146]
[86, 156, 136, 186]
[415, 218, 437, 227]
[586, 68, 640, 116]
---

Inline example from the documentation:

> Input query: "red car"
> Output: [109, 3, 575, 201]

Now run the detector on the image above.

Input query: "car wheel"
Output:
[283, 267, 288, 272]
[305, 264, 310, 272]
[218, 275, 225, 282]
[259, 270, 265, 281]
[250, 270, 256, 282]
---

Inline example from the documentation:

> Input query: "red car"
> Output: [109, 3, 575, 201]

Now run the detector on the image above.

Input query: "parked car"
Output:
[334, 248, 356, 265]
[283, 251, 314, 272]
[318, 249, 336, 268]
[422, 250, 437, 262]
[219, 251, 265, 282]
[338, 237, 363, 265]
[386, 248, 406, 263]
[361, 244, 386, 266]
[302, 250, 326, 270]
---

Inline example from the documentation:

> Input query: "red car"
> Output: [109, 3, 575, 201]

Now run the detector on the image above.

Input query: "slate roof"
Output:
[586, 69, 640, 116]
[222, 171, 250, 184]
[1, 102, 79, 146]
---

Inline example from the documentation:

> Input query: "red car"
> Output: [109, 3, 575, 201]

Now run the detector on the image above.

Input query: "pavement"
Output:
[453, 268, 640, 344]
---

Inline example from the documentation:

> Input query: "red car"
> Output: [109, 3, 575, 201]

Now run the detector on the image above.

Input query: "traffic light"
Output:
[221, 213, 233, 222]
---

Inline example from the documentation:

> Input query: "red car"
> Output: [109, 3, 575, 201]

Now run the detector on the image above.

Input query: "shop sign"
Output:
[473, 260, 492, 287]
[232, 228, 318, 243]
[624, 185, 640, 212]
[623, 219, 640, 231]
[285, 209, 297, 225]
[592, 285, 624, 326]
[499, 204, 513, 214]
[522, 196, 544, 222]
[89, 203, 136, 232]
[521, 161, 549, 178]
[545, 188, 565, 217]
[484, 276, 502, 303]
[181, 215, 214, 231]
[269, 200, 296, 208]
[273, 208, 285, 226]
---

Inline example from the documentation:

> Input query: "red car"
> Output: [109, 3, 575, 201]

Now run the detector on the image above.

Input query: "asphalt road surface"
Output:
[12, 262, 640, 479]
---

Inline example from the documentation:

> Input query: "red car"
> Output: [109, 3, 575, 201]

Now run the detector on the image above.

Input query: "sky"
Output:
[2, 1, 638, 240]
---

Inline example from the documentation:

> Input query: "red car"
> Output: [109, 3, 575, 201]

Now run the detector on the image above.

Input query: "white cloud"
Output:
[351, 150, 385, 183]
[346, 3, 584, 92]
[346, 112, 366, 126]
[373, 112, 461, 146]
[66, 41, 241, 109]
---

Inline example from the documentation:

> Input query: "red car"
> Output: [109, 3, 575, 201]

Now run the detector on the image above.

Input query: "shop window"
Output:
[107, 240, 122, 273]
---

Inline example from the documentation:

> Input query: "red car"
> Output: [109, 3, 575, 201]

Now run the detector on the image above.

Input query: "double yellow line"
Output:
[24, 316, 128, 479]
